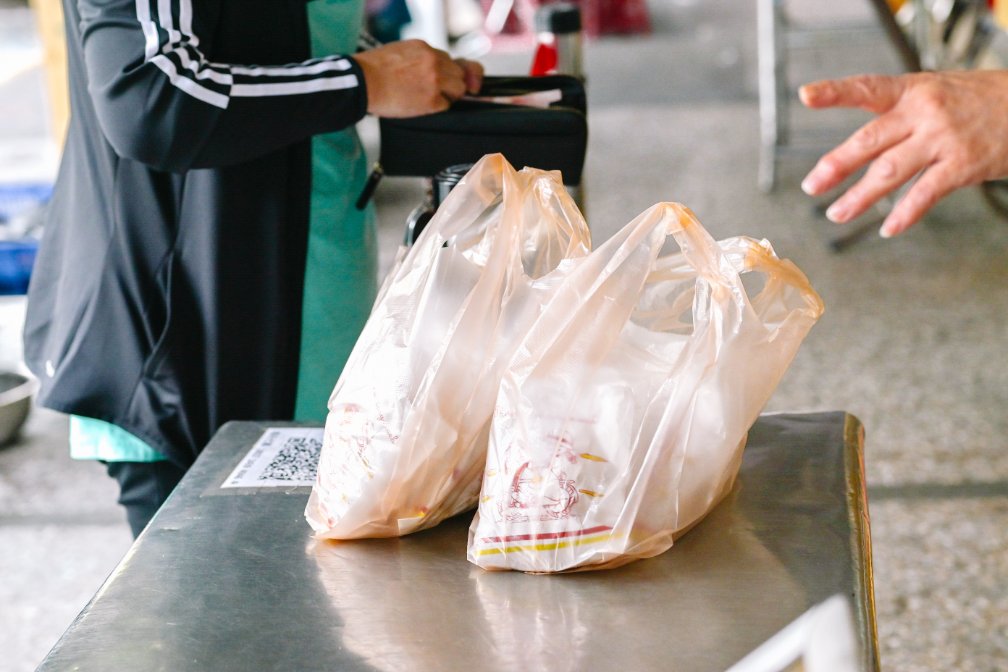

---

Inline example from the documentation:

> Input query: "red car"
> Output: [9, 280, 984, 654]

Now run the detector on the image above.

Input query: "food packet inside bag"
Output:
[467, 203, 824, 572]
[306, 154, 591, 539]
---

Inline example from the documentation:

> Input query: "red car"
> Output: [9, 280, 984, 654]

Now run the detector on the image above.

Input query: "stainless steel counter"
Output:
[39, 411, 877, 671]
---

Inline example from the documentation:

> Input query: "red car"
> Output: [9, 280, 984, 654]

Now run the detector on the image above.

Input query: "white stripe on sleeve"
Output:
[151, 56, 228, 107]
[230, 59, 352, 78]
[134, 0, 359, 110]
[231, 74, 359, 97]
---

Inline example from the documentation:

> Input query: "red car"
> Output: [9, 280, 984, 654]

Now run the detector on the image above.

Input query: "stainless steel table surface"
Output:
[39, 411, 877, 672]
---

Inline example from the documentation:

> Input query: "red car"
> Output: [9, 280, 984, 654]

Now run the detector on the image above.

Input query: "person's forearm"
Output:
[80, 0, 368, 172]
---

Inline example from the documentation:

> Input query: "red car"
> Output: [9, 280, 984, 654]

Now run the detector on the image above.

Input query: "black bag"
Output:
[377, 75, 588, 185]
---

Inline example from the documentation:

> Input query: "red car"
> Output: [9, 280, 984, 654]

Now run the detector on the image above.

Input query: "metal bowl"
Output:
[0, 371, 37, 446]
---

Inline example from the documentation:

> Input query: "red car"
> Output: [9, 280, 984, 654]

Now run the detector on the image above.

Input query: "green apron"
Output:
[71, 0, 375, 458]
[294, 0, 378, 422]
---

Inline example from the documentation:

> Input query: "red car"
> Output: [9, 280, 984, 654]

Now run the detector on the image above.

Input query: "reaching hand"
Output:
[799, 70, 1008, 237]
[353, 40, 484, 118]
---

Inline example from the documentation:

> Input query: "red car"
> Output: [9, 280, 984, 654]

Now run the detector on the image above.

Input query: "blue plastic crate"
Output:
[0, 239, 39, 295]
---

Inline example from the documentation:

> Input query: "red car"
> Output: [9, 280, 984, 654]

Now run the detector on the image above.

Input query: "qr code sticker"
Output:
[259, 436, 321, 483]
[222, 428, 324, 488]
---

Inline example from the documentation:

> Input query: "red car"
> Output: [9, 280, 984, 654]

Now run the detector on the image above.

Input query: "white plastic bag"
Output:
[467, 203, 824, 572]
[306, 154, 591, 539]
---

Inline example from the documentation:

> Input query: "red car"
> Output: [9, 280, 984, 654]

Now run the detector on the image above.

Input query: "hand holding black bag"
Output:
[362, 75, 587, 201]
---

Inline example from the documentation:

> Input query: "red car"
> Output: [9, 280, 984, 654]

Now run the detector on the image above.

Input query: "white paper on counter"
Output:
[222, 427, 324, 488]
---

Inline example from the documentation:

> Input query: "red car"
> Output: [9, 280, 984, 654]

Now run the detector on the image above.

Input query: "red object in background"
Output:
[487, 0, 650, 37]
[530, 39, 559, 75]
[576, 0, 651, 37]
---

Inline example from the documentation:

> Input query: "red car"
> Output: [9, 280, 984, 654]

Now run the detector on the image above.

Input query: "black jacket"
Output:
[24, 0, 368, 467]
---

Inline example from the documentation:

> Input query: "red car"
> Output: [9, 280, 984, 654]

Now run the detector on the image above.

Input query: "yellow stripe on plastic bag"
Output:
[476, 532, 619, 557]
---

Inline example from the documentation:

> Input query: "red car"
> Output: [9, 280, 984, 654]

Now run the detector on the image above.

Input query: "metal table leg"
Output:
[757, 0, 786, 193]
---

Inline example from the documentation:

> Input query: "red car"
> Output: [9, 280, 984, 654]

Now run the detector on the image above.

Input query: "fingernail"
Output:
[801, 163, 833, 195]
[825, 201, 848, 223]
[799, 82, 835, 106]
[878, 215, 903, 238]
[879, 216, 899, 238]
[800, 174, 819, 195]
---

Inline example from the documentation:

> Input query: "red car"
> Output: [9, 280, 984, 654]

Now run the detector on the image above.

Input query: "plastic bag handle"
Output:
[651, 205, 824, 323]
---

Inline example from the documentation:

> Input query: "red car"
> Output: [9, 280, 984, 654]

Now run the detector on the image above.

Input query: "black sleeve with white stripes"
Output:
[78, 0, 369, 172]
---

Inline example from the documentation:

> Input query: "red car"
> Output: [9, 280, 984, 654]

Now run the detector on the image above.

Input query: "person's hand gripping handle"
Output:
[354, 39, 484, 118]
